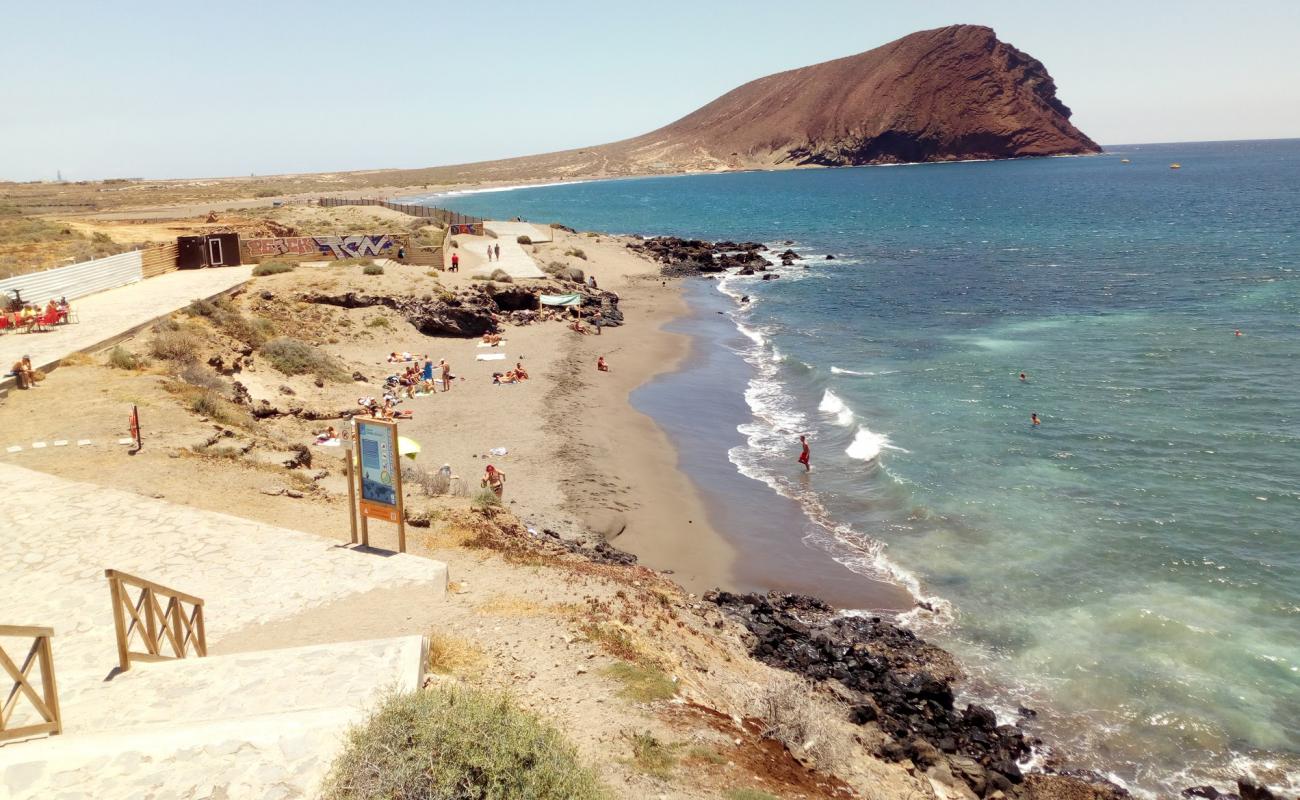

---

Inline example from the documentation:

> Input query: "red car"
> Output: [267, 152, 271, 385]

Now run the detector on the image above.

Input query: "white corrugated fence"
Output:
[0, 251, 144, 305]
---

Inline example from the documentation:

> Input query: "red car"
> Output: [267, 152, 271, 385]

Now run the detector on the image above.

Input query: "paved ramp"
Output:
[1, 266, 252, 386]
[482, 221, 547, 279]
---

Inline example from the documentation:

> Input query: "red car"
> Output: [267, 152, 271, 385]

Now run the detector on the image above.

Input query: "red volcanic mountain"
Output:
[627, 24, 1100, 167]
[404, 25, 1098, 184]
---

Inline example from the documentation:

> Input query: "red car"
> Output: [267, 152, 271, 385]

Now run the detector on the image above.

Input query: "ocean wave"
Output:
[831, 366, 875, 376]
[845, 425, 907, 461]
[818, 389, 856, 427]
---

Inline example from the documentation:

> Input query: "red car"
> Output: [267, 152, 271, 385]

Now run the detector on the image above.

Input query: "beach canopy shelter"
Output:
[539, 293, 583, 307]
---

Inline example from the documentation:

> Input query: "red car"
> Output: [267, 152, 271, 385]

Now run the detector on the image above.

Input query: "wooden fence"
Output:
[0, 625, 62, 743]
[318, 197, 484, 228]
[140, 242, 179, 278]
[106, 569, 207, 673]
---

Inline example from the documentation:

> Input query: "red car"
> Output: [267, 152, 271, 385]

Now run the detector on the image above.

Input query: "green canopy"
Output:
[539, 293, 583, 307]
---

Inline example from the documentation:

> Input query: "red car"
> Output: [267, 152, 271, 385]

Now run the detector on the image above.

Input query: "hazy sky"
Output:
[3, 0, 1297, 181]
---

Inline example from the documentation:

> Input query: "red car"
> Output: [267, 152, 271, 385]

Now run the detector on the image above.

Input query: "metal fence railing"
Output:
[317, 197, 484, 228]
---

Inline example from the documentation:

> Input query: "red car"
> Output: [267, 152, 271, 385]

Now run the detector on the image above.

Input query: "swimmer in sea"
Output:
[1020, 372, 1027, 382]
[798, 435, 811, 471]
[1031, 412, 1041, 426]
[1235, 329, 1243, 337]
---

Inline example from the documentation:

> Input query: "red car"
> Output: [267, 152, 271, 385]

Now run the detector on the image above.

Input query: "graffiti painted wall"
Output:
[241, 235, 409, 261]
[448, 223, 484, 236]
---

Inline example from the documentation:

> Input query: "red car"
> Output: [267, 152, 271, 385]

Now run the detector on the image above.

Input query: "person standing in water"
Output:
[1031, 412, 1041, 426]
[798, 435, 811, 471]
[1019, 372, 1028, 382]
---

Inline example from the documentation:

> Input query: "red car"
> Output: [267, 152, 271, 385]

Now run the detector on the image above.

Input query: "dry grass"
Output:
[59, 351, 94, 366]
[261, 337, 346, 381]
[475, 594, 546, 617]
[602, 662, 677, 703]
[744, 675, 851, 773]
[626, 730, 679, 780]
[149, 328, 204, 363]
[725, 789, 783, 800]
[425, 632, 485, 677]
[579, 620, 658, 665]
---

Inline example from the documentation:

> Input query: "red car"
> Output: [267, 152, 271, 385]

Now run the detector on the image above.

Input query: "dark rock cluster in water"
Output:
[626, 237, 772, 276]
[707, 591, 1130, 800]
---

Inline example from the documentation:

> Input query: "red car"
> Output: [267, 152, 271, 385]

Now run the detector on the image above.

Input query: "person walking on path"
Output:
[798, 435, 811, 471]
[494, 243, 501, 261]
[486, 245, 493, 263]
[451, 252, 459, 271]
[481, 464, 506, 498]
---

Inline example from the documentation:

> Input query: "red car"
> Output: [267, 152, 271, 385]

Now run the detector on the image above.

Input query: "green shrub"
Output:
[261, 337, 346, 381]
[725, 790, 782, 800]
[323, 687, 608, 800]
[365, 316, 391, 329]
[363, 264, 384, 275]
[489, 268, 513, 283]
[516, 235, 532, 245]
[189, 388, 244, 426]
[184, 296, 273, 346]
[564, 248, 587, 260]
[472, 488, 502, 512]
[252, 261, 295, 276]
[254, 188, 279, 198]
[106, 346, 145, 370]
[150, 330, 203, 362]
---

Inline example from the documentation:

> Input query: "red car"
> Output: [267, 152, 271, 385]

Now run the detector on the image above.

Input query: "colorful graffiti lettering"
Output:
[449, 224, 483, 236]
[244, 235, 403, 260]
[315, 235, 395, 259]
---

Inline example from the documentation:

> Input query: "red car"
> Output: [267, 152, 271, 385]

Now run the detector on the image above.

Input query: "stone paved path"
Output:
[0, 266, 252, 382]
[483, 221, 548, 279]
[1, 636, 425, 799]
[0, 463, 446, 677]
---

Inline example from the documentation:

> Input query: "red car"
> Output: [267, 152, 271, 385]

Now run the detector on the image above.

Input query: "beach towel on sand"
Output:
[476, 353, 507, 361]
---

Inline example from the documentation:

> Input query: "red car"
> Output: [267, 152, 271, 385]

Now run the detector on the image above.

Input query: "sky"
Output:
[2, 0, 1298, 181]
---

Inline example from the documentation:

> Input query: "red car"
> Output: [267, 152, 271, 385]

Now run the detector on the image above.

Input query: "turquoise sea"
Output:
[419, 139, 1300, 796]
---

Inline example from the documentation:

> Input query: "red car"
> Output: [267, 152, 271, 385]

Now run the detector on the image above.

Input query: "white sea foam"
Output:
[845, 425, 907, 461]
[831, 366, 875, 376]
[818, 390, 856, 427]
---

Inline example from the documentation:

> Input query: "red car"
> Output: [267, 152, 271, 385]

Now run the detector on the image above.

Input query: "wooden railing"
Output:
[0, 625, 62, 743]
[106, 569, 206, 673]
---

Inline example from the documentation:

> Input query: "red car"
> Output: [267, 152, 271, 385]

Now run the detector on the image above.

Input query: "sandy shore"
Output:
[313, 230, 738, 593]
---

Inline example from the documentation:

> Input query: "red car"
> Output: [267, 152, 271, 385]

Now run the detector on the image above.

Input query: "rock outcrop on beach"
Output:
[708, 591, 1129, 800]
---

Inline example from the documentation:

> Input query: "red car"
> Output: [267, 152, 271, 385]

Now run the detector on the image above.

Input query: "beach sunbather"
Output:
[514, 362, 529, 380]
[596, 356, 609, 372]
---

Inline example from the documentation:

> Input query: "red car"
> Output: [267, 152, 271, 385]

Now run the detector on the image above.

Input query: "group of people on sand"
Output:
[357, 395, 413, 421]
[492, 362, 529, 385]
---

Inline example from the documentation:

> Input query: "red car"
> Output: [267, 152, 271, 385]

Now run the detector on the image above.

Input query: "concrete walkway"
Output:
[1, 636, 426, 799]
[0, 463, 446, 677]
[1, 266, 252, 382]
[483, 221, 548, 279]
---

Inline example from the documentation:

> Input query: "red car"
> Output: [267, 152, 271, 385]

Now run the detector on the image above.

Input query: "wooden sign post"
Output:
[351, 417, 406, 553]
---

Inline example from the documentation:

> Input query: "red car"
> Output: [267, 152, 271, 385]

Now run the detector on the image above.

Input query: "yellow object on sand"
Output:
[398, 436, 422, 460]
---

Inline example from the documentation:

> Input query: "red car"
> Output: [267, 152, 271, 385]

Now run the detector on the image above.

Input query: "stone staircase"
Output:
[0, 464, 449, 799]
[1, 636, 426, 799]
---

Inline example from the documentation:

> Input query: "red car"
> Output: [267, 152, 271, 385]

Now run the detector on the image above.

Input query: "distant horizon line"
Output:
[5, 136, 1297, 184]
